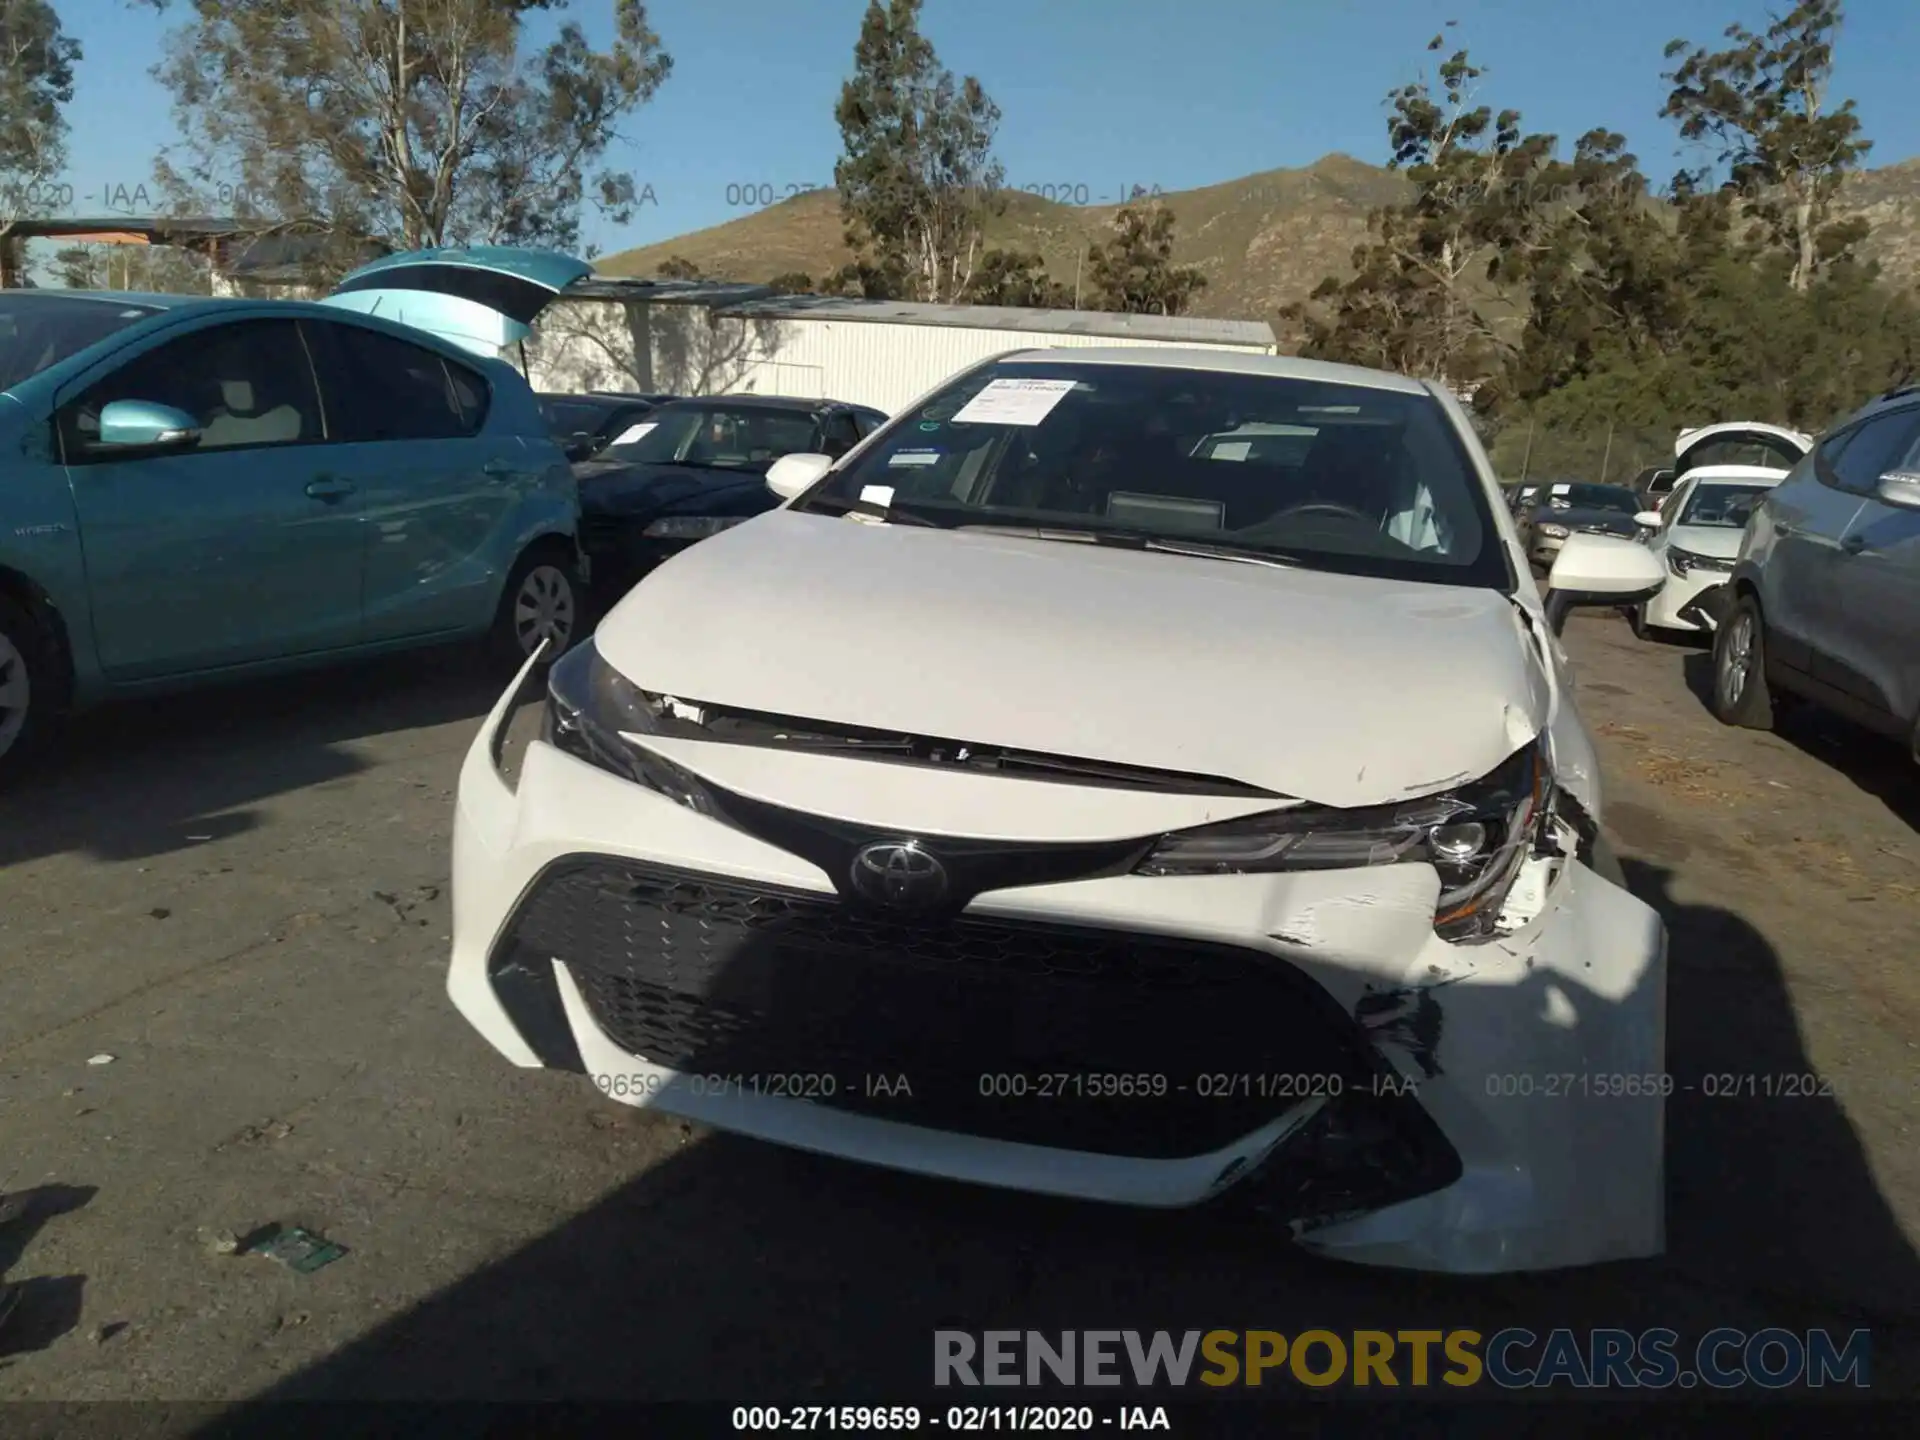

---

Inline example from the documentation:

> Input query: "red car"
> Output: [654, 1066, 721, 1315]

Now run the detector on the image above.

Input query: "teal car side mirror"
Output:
[98, 400, 202, 451]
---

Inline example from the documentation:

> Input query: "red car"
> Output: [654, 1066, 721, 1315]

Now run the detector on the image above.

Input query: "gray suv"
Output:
[1708, 387, 1920, 764]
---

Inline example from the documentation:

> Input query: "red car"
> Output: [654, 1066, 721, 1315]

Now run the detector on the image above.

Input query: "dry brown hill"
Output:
[599, 154, 1920, 320]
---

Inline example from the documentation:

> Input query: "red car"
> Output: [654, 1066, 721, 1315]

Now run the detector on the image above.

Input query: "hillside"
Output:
[598, 154, 1920, 320]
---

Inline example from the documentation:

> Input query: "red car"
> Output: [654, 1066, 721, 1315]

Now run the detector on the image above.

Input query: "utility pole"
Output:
[1599, 418, 1615, 484]
[1520, 418, 1535, 482]
[1073, 244, 1084, 309]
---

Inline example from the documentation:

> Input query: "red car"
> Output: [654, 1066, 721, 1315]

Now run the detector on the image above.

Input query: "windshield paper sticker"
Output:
[859, 484, 896, 508]
[888, 449, 942, 467]
[611, 422, 657, 445]
[950, 378, 1077, 427]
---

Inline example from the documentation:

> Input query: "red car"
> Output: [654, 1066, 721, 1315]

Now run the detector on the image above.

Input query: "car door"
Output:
[57, 317, 362, 679]
[303, 316, 524, 644]
[1833, 416, 1920, 730]
[1761, 412, 1919, 677]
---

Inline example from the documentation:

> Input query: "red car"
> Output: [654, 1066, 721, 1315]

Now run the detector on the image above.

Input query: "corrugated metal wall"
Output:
[524, 301, 1277, 412]
[719, 318, 1276, 414]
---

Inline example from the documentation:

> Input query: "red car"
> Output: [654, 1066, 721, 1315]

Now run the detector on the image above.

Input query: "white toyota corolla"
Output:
[449, 350, 1672, 1275]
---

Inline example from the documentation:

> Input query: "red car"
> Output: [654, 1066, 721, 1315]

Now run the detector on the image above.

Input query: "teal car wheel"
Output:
[0, 595, 55, 783]
[491, 544, 583, 667]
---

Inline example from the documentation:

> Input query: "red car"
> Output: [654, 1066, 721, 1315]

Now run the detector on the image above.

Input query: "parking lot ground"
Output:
[0, 612, 1916, 1410]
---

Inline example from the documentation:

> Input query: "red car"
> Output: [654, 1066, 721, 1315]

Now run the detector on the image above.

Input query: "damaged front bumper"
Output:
[449, 662, 1667, 1275]
[1677, 581, 1734, 631]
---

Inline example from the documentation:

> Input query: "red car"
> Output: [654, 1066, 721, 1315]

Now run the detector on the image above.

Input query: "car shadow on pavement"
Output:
[0, 1183, 96, 1363]
[1620, 857, 1920, 1323]
[0, 650, 503, 869]
[184, 856, 1916, 1415]
[1679, 654, 1920, 835]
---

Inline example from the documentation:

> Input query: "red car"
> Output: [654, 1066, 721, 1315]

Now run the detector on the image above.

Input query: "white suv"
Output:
[449, 350, 1671, 1275]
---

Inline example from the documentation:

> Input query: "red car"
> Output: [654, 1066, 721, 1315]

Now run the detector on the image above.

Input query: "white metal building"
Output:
[522, 282, 1278, 414]
[712, 298, 1278, 414]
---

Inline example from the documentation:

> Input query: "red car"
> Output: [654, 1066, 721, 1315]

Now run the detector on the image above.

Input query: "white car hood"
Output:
[594, 510, 1550, 809]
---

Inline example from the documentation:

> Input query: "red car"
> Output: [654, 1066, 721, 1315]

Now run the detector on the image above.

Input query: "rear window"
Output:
[799, 360, 1509, 590]
[1544, 484, 1639, 513]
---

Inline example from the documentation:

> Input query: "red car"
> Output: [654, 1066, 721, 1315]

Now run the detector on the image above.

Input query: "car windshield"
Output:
[0, 294, 163, 393]
[1544, 483, 1639, 513]
[602, 402, 821, 470]
[795, 360, 1508, 589]
[1678, 482, 1770, 528]
[540, 398, 623, 437]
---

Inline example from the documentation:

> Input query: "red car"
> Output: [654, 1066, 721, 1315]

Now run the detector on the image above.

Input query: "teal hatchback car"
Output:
[0, 246, 591, 783]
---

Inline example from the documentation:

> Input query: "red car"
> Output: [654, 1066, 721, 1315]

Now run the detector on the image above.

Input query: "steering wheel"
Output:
[1269, 499, 1379, 527]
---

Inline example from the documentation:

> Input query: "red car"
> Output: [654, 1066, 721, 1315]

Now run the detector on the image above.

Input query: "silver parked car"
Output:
[1707, 387, 1920, 763]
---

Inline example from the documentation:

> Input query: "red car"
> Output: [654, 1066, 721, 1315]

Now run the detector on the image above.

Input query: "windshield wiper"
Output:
[810, 497, 945, 527]
[957, 523, 1300, 568]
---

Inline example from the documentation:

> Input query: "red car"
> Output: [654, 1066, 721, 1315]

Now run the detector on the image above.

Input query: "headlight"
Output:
[641, 515, 748, 539]
[1537, 523, 1569, 538]
[1135, 742, 1551, 943]
[1668, 547, 1696, 576]
[542, 640, 718, 813]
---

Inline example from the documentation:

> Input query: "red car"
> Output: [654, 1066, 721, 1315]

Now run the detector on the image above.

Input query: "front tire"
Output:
[489, 542, 585, 669]
[0, 595, 58, 786]
[1710, 593, 1775, 730]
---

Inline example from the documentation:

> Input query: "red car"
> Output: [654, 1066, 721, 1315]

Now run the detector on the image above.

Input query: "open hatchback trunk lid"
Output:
[320, 246, 592, 359]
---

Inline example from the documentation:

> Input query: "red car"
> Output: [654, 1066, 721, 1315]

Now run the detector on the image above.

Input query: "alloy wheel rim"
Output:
[513, 565, 576, 655]
[1720, 613, 1752, 708]
[0, 633, 29, 759]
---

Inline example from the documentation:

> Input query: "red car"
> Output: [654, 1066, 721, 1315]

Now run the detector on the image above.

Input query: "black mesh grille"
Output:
[492, 857, 1387, 1158]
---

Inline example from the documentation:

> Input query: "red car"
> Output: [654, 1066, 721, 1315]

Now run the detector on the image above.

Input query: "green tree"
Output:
[1283, 38, 1555, 384]
[765, 270, 814, 294]
[964, 248, 1069, 308]
[1662, 0, 1870, 292]
[0, 0, 82, 283]
[1082, 203, 1205, 315]
[137, 0, 671, 268]
[833, 0, 1003, 303]
[655, 254, 703, 279]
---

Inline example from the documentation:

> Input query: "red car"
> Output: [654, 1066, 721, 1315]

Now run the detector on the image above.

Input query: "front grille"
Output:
[492, 857, 1388, 1158]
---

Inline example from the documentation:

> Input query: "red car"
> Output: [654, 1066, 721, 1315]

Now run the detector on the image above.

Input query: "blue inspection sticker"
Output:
[918, 420, 941, 431]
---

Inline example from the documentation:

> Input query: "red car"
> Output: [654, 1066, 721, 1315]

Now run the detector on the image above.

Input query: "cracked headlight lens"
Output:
[1135, 742, 1552, 942]
[542, 639, 717, 813]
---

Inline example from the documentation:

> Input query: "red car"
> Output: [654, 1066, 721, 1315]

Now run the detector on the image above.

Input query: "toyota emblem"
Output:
[849, 840, 949, 910]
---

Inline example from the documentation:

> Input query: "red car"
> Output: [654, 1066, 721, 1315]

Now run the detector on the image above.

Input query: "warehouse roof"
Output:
[716, 294, 1275, 346]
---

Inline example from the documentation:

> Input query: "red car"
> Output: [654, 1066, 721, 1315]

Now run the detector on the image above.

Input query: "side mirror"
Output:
[562, 433, 597, 462]
[97, 399, 201, 451]
[1875, 470, 1920, 511]
[766, 450, 834, 500]
[1542, 532, 1667, 635]
[1634, 511, 1663, 529]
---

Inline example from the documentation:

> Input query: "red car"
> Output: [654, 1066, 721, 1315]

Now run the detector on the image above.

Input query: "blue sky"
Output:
[52, 0, 1920, 257]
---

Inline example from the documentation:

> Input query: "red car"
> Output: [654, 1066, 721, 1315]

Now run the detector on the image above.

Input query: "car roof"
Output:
[0, 289, 220, 316]
[651, 393, 837, 413]
[995, 346, 1431, 395]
